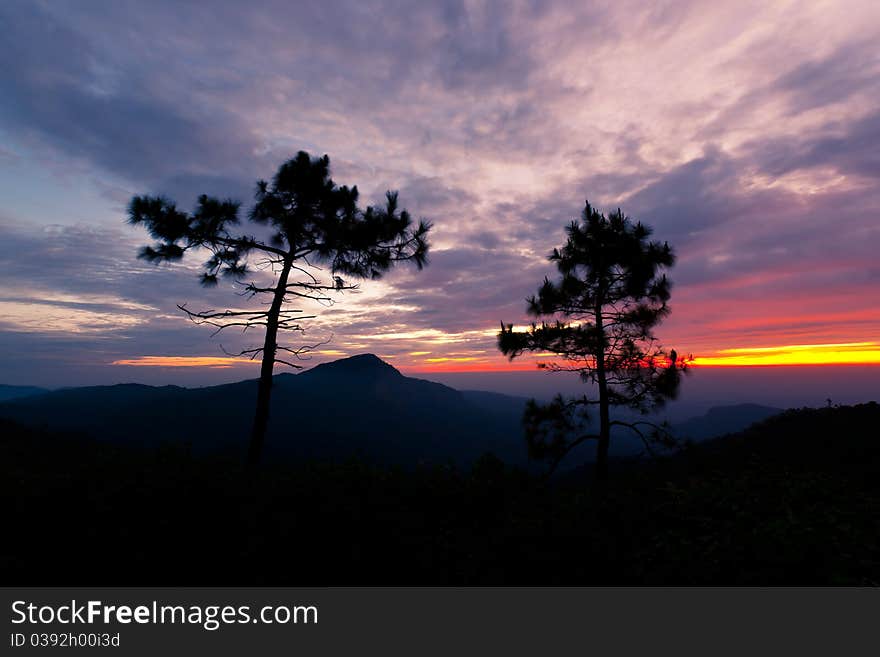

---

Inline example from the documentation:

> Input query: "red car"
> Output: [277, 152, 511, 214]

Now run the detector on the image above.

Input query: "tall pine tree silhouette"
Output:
[128, 151, 431, 465]
[499, 202, 687, 483]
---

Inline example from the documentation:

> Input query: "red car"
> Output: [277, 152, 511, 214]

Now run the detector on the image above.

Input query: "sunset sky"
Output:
[1, 0, 879, 387]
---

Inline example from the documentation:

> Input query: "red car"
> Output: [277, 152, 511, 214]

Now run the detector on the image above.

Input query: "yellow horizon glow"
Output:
[111, 356, 256, 369]
[423, 356, 479, 364]
[110, 341, 880, 373]
[408, 341, 880, 372]
[692, 342, 880, 366]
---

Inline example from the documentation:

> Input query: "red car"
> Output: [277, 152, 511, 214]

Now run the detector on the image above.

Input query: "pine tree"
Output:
[128, 151, 431, 465]
[499, 202, 687, 482]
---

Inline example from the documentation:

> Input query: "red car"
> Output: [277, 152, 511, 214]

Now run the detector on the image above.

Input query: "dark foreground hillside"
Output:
[2, 403, 878, 584]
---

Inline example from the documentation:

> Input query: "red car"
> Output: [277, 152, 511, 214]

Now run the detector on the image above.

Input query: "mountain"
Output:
[0, 357, 798, 468]
[460, 389, 531, 414]
[673, 403, 783, 441]
[0, 354, 530, 467]
[0, 384, 48, 402]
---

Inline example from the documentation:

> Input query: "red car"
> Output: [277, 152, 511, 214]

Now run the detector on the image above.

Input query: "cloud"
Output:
[1, 0, 879, 383]
[0, 3, 260, 201]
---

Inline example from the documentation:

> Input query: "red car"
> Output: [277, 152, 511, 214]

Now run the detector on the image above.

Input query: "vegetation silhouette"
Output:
[3, 402, 879, 584]
[127, 152, 431, 465]
[499, 202, 688, 482]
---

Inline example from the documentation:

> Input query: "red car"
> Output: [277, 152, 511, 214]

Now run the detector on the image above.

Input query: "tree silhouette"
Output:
[128, 151, 431, 465]
[499, 202, 687, 483]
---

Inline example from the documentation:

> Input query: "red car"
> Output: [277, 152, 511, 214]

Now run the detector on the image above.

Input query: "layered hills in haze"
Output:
[0, 354, 791, 468]
[0, 384, 48, 402]
[0, 355, 528, 467]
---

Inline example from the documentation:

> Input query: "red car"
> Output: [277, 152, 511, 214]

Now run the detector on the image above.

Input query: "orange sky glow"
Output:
[111, 341, 880, 373]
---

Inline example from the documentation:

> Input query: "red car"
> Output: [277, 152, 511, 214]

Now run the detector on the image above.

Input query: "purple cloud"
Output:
[1, 0, 879, 384]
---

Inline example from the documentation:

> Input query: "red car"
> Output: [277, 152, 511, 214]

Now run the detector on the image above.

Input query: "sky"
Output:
[1, 0, 879, 390]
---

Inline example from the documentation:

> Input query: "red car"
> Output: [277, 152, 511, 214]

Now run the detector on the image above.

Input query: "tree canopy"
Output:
[128, 151, 431, 464]
[129, 151, 429, 289]
[499, 201, 687, 480]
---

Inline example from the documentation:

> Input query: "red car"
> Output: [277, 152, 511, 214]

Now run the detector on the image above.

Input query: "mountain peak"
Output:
[301, 353, 402, 378]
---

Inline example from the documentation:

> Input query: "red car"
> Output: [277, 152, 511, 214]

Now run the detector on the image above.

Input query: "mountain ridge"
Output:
[0, 354, 529, 467]
[299, 353, 403, 379]
[0, 384, 49, 402]
[0, 353, 802, 468]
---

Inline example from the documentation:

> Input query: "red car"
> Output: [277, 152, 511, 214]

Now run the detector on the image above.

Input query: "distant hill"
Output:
[0, 354, 531, 468]
[672, 403, 783, 441]
[689, 401, 880, 473]
[0, 359, 807, 468]
[0, 384, 47, 402]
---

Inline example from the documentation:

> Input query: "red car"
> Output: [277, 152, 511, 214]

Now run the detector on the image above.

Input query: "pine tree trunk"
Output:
[247, 257, 293, 467]
[594, 301, 610, 486]
[595, 366, 610, 485]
